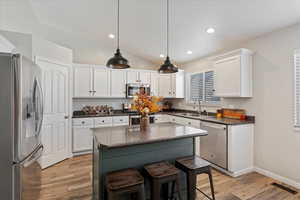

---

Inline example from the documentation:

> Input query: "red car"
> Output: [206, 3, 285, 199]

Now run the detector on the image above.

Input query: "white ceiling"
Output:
[5, 0, 300, 64]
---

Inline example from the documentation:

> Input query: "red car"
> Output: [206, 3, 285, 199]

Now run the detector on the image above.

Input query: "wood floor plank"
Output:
[38, 154, 299, 200]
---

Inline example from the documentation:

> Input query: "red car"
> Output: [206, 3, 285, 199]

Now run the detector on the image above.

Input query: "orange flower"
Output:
[132, 93, 163, 116]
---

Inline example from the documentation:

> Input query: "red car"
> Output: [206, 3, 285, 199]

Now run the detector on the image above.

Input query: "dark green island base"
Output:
[92, 123, 207, 200]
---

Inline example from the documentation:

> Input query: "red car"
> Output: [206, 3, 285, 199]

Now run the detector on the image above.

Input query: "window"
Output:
[294, 50, 300, 128]
[188, 70, 220, 104]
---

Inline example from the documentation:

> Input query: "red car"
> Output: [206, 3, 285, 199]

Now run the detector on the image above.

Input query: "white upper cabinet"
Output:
[158, 70, 185, 98]
[139, 71, 151, 84]
[214, 49, 253, 98]
[73, 65, 93, 97]
[73, 64, 184, 99]
[93, 67, 110, 97]
[159, 74, 173, 98]
[171, 70, 185, 98]
[126, 70, 151, 84]
[150, 72, 159, 96]
[127, 71, 139, 83]
[111, 70, 127, 97]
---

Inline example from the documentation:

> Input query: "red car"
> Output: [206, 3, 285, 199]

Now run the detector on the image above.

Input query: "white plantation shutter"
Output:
[294, 51, 300, 127]
[190, 73, 204, 101]
[205, 71, 220, 103]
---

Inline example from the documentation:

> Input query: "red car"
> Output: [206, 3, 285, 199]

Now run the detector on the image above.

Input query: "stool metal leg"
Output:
[187, 171, 196, 200]
[175, 175, 183, 200]
[208, 167, 215, 200]
[137, 184, 146, 200]
[151, 179, 161, 200]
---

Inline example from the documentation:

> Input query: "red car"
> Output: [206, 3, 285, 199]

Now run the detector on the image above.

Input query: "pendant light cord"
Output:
[167, 0, 169, 57]
[117, 0, 120, 50]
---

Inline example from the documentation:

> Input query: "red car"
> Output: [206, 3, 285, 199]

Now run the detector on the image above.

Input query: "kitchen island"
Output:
[92, 122, 207, 200]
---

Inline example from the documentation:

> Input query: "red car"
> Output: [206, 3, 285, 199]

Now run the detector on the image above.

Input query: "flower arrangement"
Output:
[132, 93, 163, 117]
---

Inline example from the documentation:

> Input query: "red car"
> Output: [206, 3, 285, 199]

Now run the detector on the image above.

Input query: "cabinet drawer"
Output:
[94, 117, 113, 127]
[185, 119, 200, 128]
[113, 116, 129, 126]
[72, 118, 94, 127]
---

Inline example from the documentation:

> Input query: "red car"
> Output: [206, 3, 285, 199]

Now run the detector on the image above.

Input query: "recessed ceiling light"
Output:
[108, 34, 115, 39]
[187, 50, 193, 55]
[206, 28, 215, 34]
[160, 54, 165, 58]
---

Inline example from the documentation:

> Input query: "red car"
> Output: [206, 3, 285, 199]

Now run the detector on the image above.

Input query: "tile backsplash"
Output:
[73, 98, 131, 111]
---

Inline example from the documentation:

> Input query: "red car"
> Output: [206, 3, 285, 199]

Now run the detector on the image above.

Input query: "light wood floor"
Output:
[39, 155, 299, 200]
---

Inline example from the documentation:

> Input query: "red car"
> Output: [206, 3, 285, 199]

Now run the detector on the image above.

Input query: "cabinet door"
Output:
[159, 74, 172, 98]
[93, 68, 110, 97]
[73, 128, 93, 152]
[139, 71, 151, 84]
[172, 70, 185, 98]
[73, 66, 93, 97]
[111, 70, 127, 97]
[150, 72, 159, 96]
[127, 71, 138, 83]
[215, 56, 241, 97]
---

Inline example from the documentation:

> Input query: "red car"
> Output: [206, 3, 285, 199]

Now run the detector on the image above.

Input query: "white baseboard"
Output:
[254, 167, 300, 190]
[210, 164, 254, 177]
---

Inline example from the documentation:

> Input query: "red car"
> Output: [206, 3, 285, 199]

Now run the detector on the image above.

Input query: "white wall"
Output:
[32, 36, 73, 64]
[177, 23, 300, 185]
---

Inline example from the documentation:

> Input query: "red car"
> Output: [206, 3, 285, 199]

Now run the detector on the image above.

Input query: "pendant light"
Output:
[158, 0, 178, 73]
[106, 0, 130, 69]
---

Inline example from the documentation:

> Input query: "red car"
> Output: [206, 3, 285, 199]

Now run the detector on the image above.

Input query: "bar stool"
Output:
[144, 161, 182, 200]
[175, 156, 215, 200]
[106, 168, 146, 200]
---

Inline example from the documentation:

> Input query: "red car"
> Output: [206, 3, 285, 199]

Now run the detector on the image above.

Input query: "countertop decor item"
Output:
[132, 93, 162, 130]
[158, 0, 178, 73]
[106, 0, 130, 69]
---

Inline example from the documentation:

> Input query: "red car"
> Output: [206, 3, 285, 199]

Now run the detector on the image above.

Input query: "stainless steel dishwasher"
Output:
[200, 121, 228, 169]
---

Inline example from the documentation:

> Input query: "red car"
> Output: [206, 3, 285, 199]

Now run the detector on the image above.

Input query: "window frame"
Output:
[186, 69, 221, 106]
[294, 50, 300, 131]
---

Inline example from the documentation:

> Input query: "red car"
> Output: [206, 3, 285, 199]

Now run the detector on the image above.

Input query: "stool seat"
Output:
[175, 156, 215, 200]
[144, 162, 182, 200]
[106, 168, 144, 191]
[176, 156, 210, 170]
[144, 162, 180, 178]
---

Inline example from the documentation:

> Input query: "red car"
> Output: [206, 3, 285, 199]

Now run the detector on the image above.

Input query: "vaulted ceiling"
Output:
[2, 0, 300, 64]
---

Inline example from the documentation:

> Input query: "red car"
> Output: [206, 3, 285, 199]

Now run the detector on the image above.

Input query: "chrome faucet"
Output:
[193, 100, 202, 115]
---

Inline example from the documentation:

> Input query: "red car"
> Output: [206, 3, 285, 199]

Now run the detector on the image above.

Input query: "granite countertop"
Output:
[73, 110, 255, 126]
[93, 122, 207, 149]
[72, 111, 129, 118]
[166, 113, 255, 125]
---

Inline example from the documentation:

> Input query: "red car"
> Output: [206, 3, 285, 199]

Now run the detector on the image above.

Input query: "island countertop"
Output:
[92, 122, 207, 149]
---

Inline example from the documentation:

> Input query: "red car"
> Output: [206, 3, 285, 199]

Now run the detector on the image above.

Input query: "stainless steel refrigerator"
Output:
[0, 53, 44, 200]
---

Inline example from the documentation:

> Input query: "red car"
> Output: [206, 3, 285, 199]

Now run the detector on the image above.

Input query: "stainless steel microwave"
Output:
[126, 83, 151, 98]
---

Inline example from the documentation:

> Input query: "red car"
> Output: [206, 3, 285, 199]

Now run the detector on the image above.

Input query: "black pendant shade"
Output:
[158, 0, 178, 73]
[106, 48, 130, 69]
[106, 0, 130, 69]
[158, 56, 178, 73]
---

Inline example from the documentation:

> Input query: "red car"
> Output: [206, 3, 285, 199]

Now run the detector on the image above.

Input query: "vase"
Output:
[140, 115, 149, 131]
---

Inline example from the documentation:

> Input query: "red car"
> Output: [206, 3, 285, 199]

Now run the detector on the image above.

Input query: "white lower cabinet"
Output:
[72, 116, 129, 154]
[73, 127, 94, 153]
[72, 118, 94, 153]
[227, 124, 254, 175]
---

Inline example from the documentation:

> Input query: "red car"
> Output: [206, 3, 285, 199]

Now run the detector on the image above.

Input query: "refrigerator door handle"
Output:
[32, 78, 44, 138]
[36, 79, 44, 137]
[23, 145, 43, 167]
